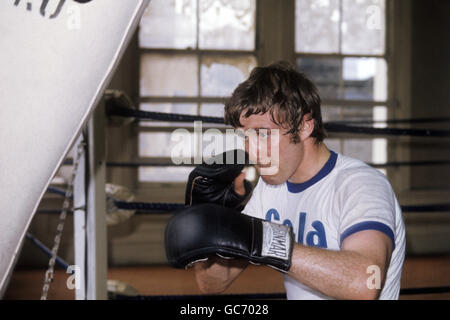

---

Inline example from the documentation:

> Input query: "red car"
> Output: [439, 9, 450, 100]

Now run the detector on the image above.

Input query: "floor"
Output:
[4, 255, 450, 300]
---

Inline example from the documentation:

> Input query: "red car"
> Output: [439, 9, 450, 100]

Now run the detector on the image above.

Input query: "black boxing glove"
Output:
[185, 149, 253, 211]
[165, 203, 294, 272]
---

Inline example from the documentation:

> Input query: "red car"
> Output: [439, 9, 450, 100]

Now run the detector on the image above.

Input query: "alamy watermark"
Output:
[366, 4, 382, 30]
[170, 121, 280, 175]
[66, 265, 81, 290]
[366, 265, 381, 290]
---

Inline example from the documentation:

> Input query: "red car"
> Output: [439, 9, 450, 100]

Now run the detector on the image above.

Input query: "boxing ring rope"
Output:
[62, 158, 450, 169]
[25, 226, 450, 299]
[44, 185, 450, 214]
[37, 177, 450, 301]
[31, 99, 450, 300]
[17, 77, 450, 300]
[2, 0, 447, 301]
[320, 117, 450, 125]
[107, 104, 450, 137]
[26, 86, 449, 300]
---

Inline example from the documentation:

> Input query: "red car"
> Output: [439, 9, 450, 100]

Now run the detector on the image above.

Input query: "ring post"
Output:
[73, 133, 87, 300]
[86, 102, 107, 300]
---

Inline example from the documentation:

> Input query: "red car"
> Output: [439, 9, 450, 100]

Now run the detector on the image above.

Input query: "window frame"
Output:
[135, 0, 396, 193]
[295, 0, 393, 108]
[137, 0, 258, 189]
[294, 0, 394, 170]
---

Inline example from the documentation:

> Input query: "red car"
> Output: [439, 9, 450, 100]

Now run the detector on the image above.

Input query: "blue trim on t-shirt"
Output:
[340, 221, 395, 250]
[286, 150, 338, 193]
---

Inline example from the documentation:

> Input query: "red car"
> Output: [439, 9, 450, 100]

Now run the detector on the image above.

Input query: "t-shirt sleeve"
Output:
[336, 169, 397, 249]
[241, 177, 264, 219]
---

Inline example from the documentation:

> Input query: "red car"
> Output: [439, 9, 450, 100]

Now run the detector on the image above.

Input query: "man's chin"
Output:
[256, 164, 280, 176]
[260, 172, 285, 185]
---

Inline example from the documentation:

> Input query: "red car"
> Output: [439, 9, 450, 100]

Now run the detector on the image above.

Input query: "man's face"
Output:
[237, 111, 304, 185]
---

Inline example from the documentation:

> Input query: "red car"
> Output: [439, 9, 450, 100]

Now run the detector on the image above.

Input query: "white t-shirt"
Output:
[242, 151, 405, 300]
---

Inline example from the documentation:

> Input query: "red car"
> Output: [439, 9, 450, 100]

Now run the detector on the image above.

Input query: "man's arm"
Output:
[193, 171, 253, 294]
[194, 257, 249, 294]
[194, 229, 392, 297]
[288, 229, 393, 300]
[191, 174, 393, 298]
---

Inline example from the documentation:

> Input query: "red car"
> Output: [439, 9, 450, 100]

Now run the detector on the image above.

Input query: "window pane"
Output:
[327, 138, 385, 166]
[200, 104, 225, 118]
[295, 0, 340, 53]
[139, 130, 244, 159]
[139, 0, 197, 49]
[139, 132, 190, 158]
[297, 57, 341, 99]
[340, 106, 373, 121]
[341, 0, 385, 55]
[343, 57, 387, 100]
[199, 0, 255, 50]
[139, 166, 194, 182]
[140, 103, 197, 127]
[373, 106, 387, 128]
[321, 106, 342, 122]
[201, 55, 257, 97]
[140, 54, 198, 96]
[372, 138, 387, 164]
[322, 105, 385, 122]
[343, 139, 372, 162]
[324, 138, 341, 153]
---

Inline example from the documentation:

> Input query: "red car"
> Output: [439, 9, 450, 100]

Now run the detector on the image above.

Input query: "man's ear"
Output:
[299, 113, 314, 141]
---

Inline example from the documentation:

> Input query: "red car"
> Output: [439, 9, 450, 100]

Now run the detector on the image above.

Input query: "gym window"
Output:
[295, 0, 389, 168]
[138, 0, 257, 183]
[137, 0, 391, 185]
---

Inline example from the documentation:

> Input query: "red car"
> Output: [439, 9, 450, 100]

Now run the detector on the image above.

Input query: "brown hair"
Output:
[224, 61, 326, 143]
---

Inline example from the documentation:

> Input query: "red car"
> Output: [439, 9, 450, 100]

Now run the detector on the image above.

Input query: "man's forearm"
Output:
[194, 257, 249, 294]
[288, 244, 384, 300]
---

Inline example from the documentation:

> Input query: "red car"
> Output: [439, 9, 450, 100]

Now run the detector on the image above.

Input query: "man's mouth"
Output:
[255, 163, 276, 169]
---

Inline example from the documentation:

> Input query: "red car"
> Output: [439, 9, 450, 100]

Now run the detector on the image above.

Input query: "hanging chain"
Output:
[41, 140, 86, 300]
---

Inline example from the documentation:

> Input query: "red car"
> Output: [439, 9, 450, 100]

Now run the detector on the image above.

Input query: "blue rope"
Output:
[47, 186, 69, 197]
[107, 105, 450, 137]
[113, 200, 450, 214]
[401, 204, 450, 213]
[104, 159, 450, 168]
[25, 232, 70, 270]
[25, 229, 450, 299]
[113, 200, 186, 212]
[44, 187, 450, 213]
